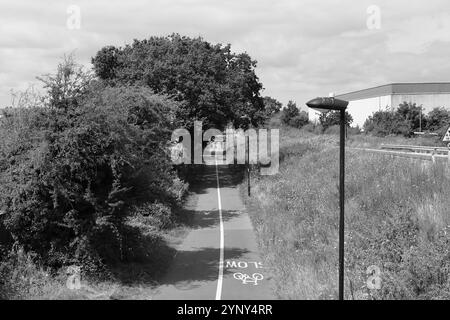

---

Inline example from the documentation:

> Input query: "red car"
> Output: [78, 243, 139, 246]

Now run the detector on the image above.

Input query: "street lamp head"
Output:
[306, 97, 349, 113]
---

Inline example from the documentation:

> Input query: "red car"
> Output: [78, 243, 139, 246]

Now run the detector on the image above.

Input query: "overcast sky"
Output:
[2, 0, 450, 121]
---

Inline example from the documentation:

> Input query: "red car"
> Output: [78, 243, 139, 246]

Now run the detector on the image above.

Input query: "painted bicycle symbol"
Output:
[233, 272, 264, 286]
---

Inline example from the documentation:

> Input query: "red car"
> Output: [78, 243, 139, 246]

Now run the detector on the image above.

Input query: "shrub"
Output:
[426, 107, 450, 132]
[363, 109, 411, 137]
[289, 112, 309, 128]
[281, 101, 299, 125]
[280, 101, 310, 129]
[319, 110, 353, 129]
[263, 96, 282, 116]
[0, 247, 56, 299]
[130, 202, 173, 230]
[0, 58, 183, 273]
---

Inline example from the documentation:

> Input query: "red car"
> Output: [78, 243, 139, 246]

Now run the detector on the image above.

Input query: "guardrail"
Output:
[380, 144, 449, 156]
[351, 147, 448, 162]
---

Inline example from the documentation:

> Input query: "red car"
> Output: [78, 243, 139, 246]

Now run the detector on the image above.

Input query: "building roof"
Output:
[336, 82, 450, 101]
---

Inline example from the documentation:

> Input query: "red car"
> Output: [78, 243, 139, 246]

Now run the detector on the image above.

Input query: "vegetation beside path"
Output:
[242, 126, 450, 299]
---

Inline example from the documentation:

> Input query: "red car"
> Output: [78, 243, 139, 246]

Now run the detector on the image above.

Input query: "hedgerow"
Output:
[0, 57, 184, 279]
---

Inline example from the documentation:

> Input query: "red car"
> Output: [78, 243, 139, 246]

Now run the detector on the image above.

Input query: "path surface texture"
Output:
[153, 164, 275, 300]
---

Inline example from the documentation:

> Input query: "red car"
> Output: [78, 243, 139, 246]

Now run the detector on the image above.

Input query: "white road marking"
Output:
[215, 159, 225, 300]
[233, 272, 264, 285]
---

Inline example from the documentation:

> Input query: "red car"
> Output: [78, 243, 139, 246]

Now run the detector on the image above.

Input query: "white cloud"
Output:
[1, 0, 450, 120]
[386, 13, 450, 54]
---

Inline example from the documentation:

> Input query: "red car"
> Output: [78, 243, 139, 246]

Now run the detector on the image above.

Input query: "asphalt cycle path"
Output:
[153, 163, 275, 300]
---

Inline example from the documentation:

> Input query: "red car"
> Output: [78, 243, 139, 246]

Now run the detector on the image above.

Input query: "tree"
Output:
[281, 100, 299, 125]
[319, 110, 353, 129]
[92, 34, 266, 130]
[397, 102, 426, 132]
[37, 54, 93, 111]
[363, 109, 410, 136]
[0, 57, 182, 270]
[280, 101, 309, 128]
[363, 103, 450, 137]
[90, 46, 122, 80]
[263, 96, 282, 116]
[290, 111, 309, 128]
[426, 107, 450, 132]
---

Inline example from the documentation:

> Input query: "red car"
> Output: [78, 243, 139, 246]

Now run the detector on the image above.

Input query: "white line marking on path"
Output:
[215, 159, 225, 300]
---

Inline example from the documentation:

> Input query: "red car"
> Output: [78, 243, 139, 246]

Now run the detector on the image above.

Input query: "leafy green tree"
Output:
[363, 102, 450, 137]
[290, 111, 310, 128]
[319, 110, 353, 129]
[426, 107, 450, 132]
[37, 54, 93, 111]
[89, 46, 122, 80]
[280, 101, 309, 128]
[92, 34, 266, 130]
[281, 101, 299, 125]
[363, 109, 410, 136]
[397, 102, 426, 132]
[263, 96, 282, 116]
[0, 57, 181, 270]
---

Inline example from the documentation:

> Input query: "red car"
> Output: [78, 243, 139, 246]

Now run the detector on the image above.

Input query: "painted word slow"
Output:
[225, 260, 263, 269]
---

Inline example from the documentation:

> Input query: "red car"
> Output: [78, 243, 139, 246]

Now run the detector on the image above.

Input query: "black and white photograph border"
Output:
[0, 0, 450, 305]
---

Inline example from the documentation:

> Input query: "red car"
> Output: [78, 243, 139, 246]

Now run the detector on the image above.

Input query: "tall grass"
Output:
[244, 128, 450, 299]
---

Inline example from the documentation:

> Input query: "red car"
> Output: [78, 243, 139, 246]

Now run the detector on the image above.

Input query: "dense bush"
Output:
[280, 101, 310, 129]
[263, 96, 282, 117]
[0, 58, 184, 274]
[319, 110, 353, 129]
[0, 247, 54, 299]
[289, 112, 309, 129]
[363, 110, 410, 136]
[427, 107, 450, 135]
[397, 102, 425, 130]
[281, 101, 299, 125]
[130, 202, 174, 230]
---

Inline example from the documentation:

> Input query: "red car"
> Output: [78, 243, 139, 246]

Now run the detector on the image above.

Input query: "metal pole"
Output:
[339, 109, 345, 300]
[420, 107, 422, 132]
[247, 135, 251, 196]
[447, 145, 450, 166]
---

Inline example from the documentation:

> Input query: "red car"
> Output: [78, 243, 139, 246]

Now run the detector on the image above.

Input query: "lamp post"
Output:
[306, 97, 349, 300]
[240, 115, 251, 196]
[247, 134, 250, 196]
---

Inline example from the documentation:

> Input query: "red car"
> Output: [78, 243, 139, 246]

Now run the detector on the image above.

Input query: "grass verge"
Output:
[242, 128, 450, 299]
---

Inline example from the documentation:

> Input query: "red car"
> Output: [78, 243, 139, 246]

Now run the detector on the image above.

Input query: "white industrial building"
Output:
[325, 83, 450, 128]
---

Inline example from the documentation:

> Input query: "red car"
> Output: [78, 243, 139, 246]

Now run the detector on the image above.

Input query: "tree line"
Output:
[363, 102, 450, 137]
[277, 97, 449, 138]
